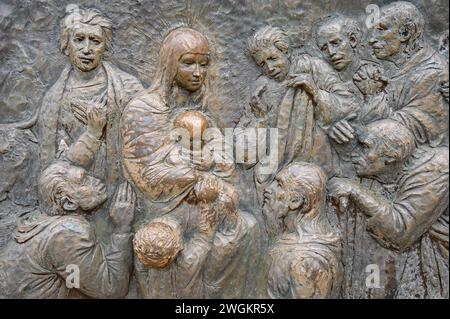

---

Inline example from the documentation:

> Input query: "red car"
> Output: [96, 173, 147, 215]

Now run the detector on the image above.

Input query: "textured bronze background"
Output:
[0, 0, 448, 299]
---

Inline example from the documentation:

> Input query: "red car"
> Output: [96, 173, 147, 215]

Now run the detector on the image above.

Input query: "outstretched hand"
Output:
[327, 177, 358, 212]
[71, 92, 108, 139]
[86, 93, 108, 139]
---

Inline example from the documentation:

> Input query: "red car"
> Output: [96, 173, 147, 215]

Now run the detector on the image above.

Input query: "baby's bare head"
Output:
[173, 111, 209, 145]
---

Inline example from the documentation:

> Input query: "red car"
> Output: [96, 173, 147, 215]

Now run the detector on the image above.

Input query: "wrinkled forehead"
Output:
[71, 23, 104, 38]
[179, 52, 210, 62]
[376, 8, 399, 27]
[356, 129, 377, 146]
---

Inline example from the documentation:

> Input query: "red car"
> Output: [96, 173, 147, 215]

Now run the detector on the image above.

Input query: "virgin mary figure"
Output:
[121, 27, 259, 299]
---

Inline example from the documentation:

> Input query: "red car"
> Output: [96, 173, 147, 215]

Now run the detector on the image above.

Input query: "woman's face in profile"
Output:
[175, 52, 210, 92]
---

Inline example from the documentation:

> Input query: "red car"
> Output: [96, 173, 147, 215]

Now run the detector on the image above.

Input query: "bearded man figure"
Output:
[260, 162, 343, 299]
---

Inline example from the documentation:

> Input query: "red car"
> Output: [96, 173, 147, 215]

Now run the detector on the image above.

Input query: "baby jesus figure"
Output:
[168, 111, 212, 170]
[168, 110, 233, 175]
[168, 110, 239, 229]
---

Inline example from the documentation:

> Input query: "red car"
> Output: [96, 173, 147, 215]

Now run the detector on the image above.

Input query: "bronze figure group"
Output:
[0, 1, 448, 299]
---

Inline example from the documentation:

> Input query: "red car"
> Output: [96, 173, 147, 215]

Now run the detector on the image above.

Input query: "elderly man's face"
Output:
[369, 14, 402, 60]
[253, 45, 290, 82]
[316, 21, 355, 72]
[64, 165, 108, 211]
[351, 134, 388, 177]
[67, 23, 106, 72]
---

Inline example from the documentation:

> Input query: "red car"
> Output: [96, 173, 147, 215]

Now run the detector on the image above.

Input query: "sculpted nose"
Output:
[82, 43, 91, 54]
[193, 64, 200, 78]
[329, 46, 338, 56]
[325, 47, 332, 57]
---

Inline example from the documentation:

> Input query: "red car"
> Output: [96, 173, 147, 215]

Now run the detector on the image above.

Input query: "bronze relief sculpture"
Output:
[0, 0, 448, 299]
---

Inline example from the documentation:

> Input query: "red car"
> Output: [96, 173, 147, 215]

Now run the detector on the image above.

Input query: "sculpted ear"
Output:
[349, 33, 358, 48]
[399, 22, 414, 42]
[61, 196, 78, 211]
